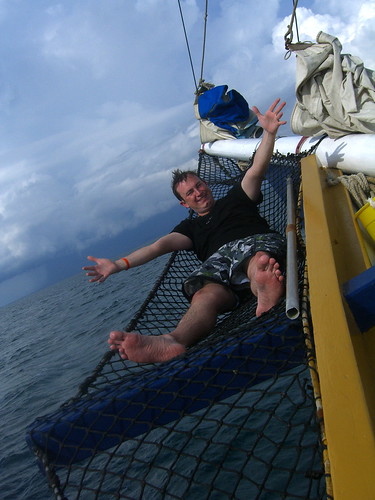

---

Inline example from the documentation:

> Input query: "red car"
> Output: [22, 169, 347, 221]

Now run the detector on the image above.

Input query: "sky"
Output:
[0, 0, 374, 307]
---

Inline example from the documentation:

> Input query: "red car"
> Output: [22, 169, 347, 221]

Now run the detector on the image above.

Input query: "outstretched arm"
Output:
[83, 232, 193, 283]
[241, 98, 286, 201]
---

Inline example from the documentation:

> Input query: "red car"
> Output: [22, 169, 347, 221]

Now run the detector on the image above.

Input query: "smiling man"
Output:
[83, 98, 287, 363]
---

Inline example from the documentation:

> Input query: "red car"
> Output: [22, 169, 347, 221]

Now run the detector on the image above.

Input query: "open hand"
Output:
[252, 98, 287, 135]
[82, 256, 120, 283]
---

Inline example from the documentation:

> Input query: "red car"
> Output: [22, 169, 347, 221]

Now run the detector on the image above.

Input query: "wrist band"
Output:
[121, 258, 130, 270]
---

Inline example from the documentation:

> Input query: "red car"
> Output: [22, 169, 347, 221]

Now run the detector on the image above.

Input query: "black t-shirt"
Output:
[171, 184, 273, 261]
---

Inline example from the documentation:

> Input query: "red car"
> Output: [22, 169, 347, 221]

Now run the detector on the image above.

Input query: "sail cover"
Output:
[290, 31, 375, 138]
[195, 84, 260, 142]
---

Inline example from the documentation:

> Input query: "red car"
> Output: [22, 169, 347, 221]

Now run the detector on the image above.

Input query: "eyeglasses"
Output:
[184, 181, 206, 199]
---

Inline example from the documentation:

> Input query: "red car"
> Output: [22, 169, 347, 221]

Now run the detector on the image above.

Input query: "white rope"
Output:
[327, 172, 375, 210]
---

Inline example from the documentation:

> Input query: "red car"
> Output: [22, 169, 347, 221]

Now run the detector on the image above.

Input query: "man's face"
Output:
[176, 174, 215, 216]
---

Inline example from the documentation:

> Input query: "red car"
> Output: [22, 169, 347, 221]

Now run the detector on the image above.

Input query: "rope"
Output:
[178, 0, 209, 92]
[199, 0, 209, 86]
[178, 0, 198, 91]
[284, 0, 300, 49]
[327, 172, 375, 210]
[305, 134, 328, 155]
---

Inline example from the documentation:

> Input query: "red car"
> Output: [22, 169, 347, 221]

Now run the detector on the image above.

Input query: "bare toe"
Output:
[108, 330, 125, 347]
[254, 255, 285, 317]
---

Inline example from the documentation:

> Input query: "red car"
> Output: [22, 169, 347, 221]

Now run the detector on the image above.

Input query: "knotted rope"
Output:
[327, 172, 375, 210]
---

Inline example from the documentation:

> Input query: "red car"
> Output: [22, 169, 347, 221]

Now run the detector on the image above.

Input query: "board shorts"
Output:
[183, 233, 286, 302]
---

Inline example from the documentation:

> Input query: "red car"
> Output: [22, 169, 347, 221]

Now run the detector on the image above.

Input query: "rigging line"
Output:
[294, 0, 301, 43]
[178, 0, 198, 92]
[199, 0, 209, 85]
[284, 0, 300, 48]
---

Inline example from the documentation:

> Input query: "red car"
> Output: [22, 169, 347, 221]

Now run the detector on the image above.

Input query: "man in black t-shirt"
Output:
[83, 99, 287, 363]
[170, 175, 286, 304]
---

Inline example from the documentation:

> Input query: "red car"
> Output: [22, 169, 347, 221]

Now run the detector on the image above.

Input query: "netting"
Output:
[26, 152, 328, 499]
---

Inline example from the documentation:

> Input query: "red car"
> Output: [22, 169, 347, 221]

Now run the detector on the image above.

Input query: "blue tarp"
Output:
[198, 85, 251, 135]
[26, 317, 304, 467]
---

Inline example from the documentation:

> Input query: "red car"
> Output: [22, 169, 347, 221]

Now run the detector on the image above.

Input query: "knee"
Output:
[191, 285, 214, 303]
[191, 283, 235, 310]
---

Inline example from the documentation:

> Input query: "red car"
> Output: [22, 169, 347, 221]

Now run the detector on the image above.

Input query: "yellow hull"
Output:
[302, 155, 375, 499]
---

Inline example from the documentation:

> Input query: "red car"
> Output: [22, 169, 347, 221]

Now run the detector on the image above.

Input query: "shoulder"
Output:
[223, 183, 260, 203]
[172, 217, 194, 233]
[215, 183, 242, 203]
[155, 231, 193, 252]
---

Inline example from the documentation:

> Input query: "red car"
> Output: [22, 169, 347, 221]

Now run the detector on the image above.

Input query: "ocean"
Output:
[0, 255, 170, 500]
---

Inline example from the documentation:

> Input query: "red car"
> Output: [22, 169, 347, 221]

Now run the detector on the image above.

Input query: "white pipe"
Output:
[285, 177, 300, 320]
[202, 134, 375, 176]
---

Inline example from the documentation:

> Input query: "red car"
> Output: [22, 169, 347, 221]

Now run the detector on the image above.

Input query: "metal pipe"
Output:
[286, 177, 300, 319]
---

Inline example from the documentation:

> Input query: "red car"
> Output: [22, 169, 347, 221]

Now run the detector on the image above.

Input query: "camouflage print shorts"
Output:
[183, 233, 286, 301]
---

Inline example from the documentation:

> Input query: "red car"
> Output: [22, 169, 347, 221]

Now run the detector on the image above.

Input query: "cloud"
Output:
[273, 3, 375, 68]
[0, 100, 197, 275]
[0, 266, 49, 307]
[0, 0, 374, 303]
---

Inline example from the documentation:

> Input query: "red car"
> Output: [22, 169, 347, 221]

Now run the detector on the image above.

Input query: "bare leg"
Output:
[108, 283, 236, 363]
[246, 251, 285, 317]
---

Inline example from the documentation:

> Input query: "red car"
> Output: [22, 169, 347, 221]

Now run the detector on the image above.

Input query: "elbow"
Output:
[151, 238, 170, 256]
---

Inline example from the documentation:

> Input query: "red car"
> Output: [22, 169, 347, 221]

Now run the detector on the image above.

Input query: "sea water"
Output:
[0, 256, 170, 500]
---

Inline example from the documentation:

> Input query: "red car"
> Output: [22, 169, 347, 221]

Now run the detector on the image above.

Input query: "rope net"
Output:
[27, 152, 327, 499]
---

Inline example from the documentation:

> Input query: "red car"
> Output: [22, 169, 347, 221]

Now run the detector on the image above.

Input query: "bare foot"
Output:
[108, 330, 186, 363]
[253, 254, 285, 317]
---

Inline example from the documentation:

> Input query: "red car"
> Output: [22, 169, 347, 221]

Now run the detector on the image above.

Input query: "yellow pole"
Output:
[301, 155, 375, 499]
